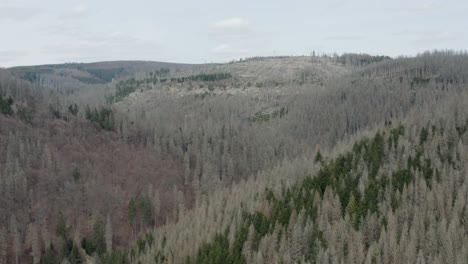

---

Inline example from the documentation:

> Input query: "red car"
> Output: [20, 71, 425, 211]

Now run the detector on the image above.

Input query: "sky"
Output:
[0, 0, 467, 67]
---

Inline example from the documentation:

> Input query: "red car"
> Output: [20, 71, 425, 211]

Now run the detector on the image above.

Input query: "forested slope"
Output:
[1, 51, 468, 264]
[112, 51, 468, 209]
[0, 71, 185, 264]
[134, 71, 468, 264]
[126, 51, 468, 264]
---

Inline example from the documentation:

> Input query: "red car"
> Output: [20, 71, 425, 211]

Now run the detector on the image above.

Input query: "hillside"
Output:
[136, 89, 468, 263]
[1, 51, 468, 263]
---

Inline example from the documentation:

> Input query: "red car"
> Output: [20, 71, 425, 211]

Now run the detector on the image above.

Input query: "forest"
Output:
[0, 51, 468, 263]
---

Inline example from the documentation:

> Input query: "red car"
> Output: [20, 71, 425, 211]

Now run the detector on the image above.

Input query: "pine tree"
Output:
[26, 223, 41, 264]
[128, 198, 136, 236]
[183, 151, 190, 186]
[69, 243, 82, 264]
[41, 222, 51, 250]
[56, 213, 66, 240]
[13, 227, 20, 264]
[153, 190, 160, 225]
[105, 214, 113, 253]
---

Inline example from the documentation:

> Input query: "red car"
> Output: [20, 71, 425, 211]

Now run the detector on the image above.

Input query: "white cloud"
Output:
[73, 4, 89, 16]
[208, 17, 254, 41]
[212, 17, 248, 29]
[60, 3, 92, 19]
[212, 44, 230, 53]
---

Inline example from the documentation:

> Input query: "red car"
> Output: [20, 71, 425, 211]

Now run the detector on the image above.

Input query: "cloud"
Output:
[212, 17, 248, 29]
[60, 3, 93, 19]
[384, 0, 439, 16]
[208, 17, 254, 40]
[0, 5, 41, 21]
[212, 44, 230, 53]
[72, 4, 89, 16]
[208, 17, 263, 59]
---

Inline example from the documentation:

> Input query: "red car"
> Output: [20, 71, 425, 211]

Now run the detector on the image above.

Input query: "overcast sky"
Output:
[1, 0, 467, 67]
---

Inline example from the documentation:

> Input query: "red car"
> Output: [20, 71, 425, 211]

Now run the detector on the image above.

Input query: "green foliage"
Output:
[40, 245, 58, 264]
[69, 242, 82, 264]
[174, 72, 232, 83]
[314, 150, 323, 163]
[308, 226, 328, 261]
[136, 237, 147, 254]
[19, 71, 40, 82]
[455, 119, 468, 136]
[155, 68, 170, 77]
[419, 126, 429, 145]
[367, 132, 385, 178]
[0, 94, 13, 115]
[145, 232, 154, 247]
[85, 105, 114, 131]
[49, 104, 63, 119]
[192, 233, 230, 264]
[128, 196, 153, 227]
[388, 124, 405, 149]
[128, 198, 137, 226]
[141, 123, 448, 262]
[155, 250, 166, 263]
[247, 107, 288, 124]
[268, 188, 293, 226]
[112, 78, 141, 102]
[246, 212, 270, 250]
[72, 168, 81, 181]
[81, 220, 107, 256]
[138, 195, 154, 227]
[269, 128, 396, 227]
[347, 195, 358, 214]
[17, 105, 34, 124]
[81, 237, 96, 255]
[100, 251, 129, 264]
[86, 68, 124, 83]
[92, 220, 107, 256]
[265, 126, 416, 230]
[421, 158, 434, 183]
[189, 197, 325, 264]
[336, 53, 391, 66]
[109, 72, 230, 102]
[68, 104, 79, 116]
[56, 213, 66, 240]
[73, 76, 107, 84]
[62, 239, 74, 259]
[190, 176, 325, 263]
[227, 225, 249, 264]
[411, 77, 431, 87]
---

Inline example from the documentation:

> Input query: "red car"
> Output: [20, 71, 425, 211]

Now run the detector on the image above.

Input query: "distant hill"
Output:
[8, 60, 207, 84]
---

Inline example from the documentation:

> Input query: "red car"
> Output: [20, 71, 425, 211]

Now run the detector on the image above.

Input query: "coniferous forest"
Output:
[1, 51, 468, 263]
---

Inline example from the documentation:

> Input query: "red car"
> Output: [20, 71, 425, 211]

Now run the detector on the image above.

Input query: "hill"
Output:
[1, 51, 467, 263]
